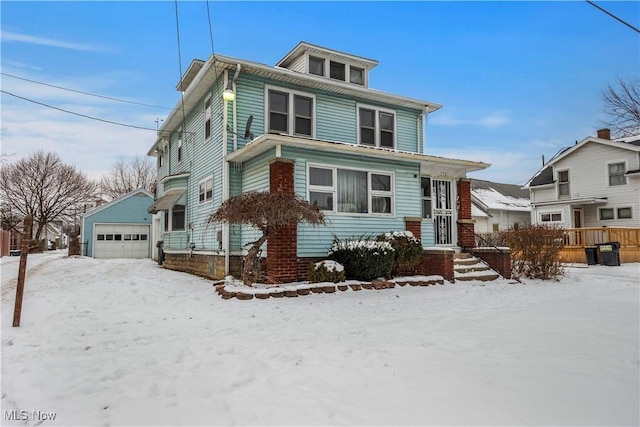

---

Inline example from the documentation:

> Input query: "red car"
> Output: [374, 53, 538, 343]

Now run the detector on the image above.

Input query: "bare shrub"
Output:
[506, 225, 565, 280]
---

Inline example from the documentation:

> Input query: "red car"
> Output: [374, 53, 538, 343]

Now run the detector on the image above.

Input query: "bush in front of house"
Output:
[328, 236, 395, 281]
[377, 231, 423, 275]
[308, 260, 346, 283]
[505, 224, 565, 280]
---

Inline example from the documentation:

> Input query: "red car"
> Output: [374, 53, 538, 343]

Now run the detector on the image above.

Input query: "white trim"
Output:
[204, 94, 212, 141]
[307, 162, 395, 217]
[356, 103, 397, 149]
[556, 167, 571, 200]
[264, 84, 316, 138]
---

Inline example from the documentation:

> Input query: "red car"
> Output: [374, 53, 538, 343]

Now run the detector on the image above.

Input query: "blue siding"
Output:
[83, 192, 153, 256]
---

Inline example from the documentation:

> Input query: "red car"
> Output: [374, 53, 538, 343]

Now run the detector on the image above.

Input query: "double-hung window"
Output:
[557, 170, 570, 199]
[198, 176, 213, 204]
[204, 96, 212, 139]
[421, 177, 432, 219]
[358, 105, 396, 148]
[267, 87, 314, 137]
[608, 162, 626, 186]
[177, 129, 183, 163]
[308, 165, 394, 215]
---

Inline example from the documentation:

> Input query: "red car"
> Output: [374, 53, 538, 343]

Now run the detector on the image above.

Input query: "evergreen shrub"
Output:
[308, 260, 346, 283]
[328, 235, 395, 281]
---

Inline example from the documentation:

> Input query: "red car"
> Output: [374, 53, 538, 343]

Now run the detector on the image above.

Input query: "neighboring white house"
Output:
[471, 179, 530, 233]
[524, 129, 640, 229]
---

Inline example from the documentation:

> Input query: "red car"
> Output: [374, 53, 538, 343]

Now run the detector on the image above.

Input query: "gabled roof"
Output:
[82, 188, 153, 218]
[523, 134, 640, 188]
[470, 179, 530, 213]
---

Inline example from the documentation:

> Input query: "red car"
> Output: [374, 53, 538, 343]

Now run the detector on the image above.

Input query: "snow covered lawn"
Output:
[2, 252, 639, 426]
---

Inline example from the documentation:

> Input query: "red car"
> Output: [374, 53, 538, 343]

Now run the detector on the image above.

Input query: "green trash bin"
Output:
[596, 242, 621, 266]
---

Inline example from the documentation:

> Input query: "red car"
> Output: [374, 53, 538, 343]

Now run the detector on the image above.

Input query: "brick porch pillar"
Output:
[405, 216, 422, 241]
[267, 158, 297, 283]
[456, 178, 475, 249]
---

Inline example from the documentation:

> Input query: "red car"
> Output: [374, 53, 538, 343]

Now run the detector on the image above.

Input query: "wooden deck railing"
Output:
[562, 227, 640, 248]
[560, 227, 640, 264]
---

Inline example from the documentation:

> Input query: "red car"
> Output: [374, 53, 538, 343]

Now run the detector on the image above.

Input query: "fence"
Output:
[560, 227, 640, 264]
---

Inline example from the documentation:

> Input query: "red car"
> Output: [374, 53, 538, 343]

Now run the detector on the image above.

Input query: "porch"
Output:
[560, 227, 640, 264]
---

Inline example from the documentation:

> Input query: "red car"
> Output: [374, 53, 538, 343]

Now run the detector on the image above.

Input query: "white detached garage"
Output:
[81, 189, 154, 259]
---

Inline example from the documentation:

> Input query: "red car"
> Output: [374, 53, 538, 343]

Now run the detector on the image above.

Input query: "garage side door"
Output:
[94, 224, 150, 259]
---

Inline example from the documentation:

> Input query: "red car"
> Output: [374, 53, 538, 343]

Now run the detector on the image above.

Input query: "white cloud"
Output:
[431, 112, 510, 128]
[2, 31, 108, 52]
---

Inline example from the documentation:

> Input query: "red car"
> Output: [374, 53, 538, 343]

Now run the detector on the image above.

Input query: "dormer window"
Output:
[350, 66, 364, 85]
[309, 56, 325, 76]
[330, 61, 346, 81]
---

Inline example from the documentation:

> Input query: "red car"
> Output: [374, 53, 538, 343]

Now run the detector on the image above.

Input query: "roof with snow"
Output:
[471, 179, 530, 213]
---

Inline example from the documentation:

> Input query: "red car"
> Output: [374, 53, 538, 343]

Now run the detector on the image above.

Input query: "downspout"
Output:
[222, 69, 231, 276]
[232, 64, 241, 152]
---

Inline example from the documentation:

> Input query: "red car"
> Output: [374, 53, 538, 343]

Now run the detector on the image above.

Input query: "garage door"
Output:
[94, 224, 150, 259]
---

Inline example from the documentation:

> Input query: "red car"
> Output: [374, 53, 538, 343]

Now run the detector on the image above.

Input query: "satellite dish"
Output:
[244, 115, 254, 140]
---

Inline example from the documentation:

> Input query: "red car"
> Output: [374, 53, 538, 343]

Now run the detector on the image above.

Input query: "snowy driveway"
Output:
[2, 252, 639, 426]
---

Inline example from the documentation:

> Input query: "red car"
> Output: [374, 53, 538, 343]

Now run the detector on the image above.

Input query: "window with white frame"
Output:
[204, 96, 212, 139]
[608, 162, 626, 186]
[358, 106, 395, 148]
[599, 208, 614, 220]
[177, 130, 183, 162]
[163, 205, 186, 232]
[557, 170, 570, 198]
[350, 66, 364, 85]
[267, 88, 314, 137]
[308, 165, 394, 215]
[198, 176, 213, 204]
[540, 212, 562, 222]
[421, 177, 432, 219]
[618, 207, 632, 219]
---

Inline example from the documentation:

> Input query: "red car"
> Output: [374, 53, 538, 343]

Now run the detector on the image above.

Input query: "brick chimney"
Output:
[597, 128, 611, 140]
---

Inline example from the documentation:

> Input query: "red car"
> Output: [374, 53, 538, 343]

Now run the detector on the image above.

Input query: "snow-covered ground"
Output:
[1, 251, 638, 426]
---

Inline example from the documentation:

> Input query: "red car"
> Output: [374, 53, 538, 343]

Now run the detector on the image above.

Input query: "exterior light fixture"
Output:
[222, 81, 235, 101]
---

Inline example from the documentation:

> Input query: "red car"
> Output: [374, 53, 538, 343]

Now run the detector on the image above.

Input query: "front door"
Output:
[433, 179, 454, 245]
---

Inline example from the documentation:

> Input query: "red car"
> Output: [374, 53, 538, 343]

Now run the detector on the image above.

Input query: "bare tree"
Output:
[208, 190, 326, 285]
[100, 155, 157, 199]
[0, 150, 96, 239]
[601, 77, 640, 138]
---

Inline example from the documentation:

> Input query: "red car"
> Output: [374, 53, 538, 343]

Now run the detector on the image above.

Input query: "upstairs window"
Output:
[199, 176, 213, 204]
[608, 162, 626, 186]
[177, 130, 183, 162]
[350, 66, 364, 85]
[558, 170, 570, 198]
[309, 56, 325, 76]
[358, 106, 396, 148]
[204, 96, 212, 139]
[267, 87, 314, 137]
[330, 61, 345, 81]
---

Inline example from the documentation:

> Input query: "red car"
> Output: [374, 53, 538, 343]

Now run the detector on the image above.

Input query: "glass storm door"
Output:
[433, 179, 454, 245]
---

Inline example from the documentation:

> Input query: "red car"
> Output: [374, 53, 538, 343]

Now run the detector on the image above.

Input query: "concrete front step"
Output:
[453, 253, 501, 282]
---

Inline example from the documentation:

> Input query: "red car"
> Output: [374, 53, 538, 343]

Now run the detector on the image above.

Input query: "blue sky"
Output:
[1, 1, 638, 185]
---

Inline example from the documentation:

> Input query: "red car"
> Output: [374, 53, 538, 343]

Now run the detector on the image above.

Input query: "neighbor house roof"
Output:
[523, 134, 640, 188]
[471, 179, 530, 213]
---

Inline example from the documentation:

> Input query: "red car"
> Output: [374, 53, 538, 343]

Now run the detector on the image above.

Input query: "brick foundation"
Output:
[163, 253, 227, 279]
[470, 247, 512, 279]
[267, 158, 298, 283]
[456, 179, 475, 249]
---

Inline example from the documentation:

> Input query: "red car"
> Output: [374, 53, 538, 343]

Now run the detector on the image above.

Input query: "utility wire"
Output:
[1, 89, 158, 131]
[1, 72, 171, 110]
[585, 0, 640, 34]
[174, 0, 188, 140]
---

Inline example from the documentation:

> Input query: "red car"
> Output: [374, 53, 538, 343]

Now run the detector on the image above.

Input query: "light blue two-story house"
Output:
[147, 42, 489, 282]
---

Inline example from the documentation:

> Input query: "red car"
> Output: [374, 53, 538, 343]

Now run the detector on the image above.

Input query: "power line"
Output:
[1, 90, 158, 131]
[1, 72, 172, 110]
[585, 0, 640, 34]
